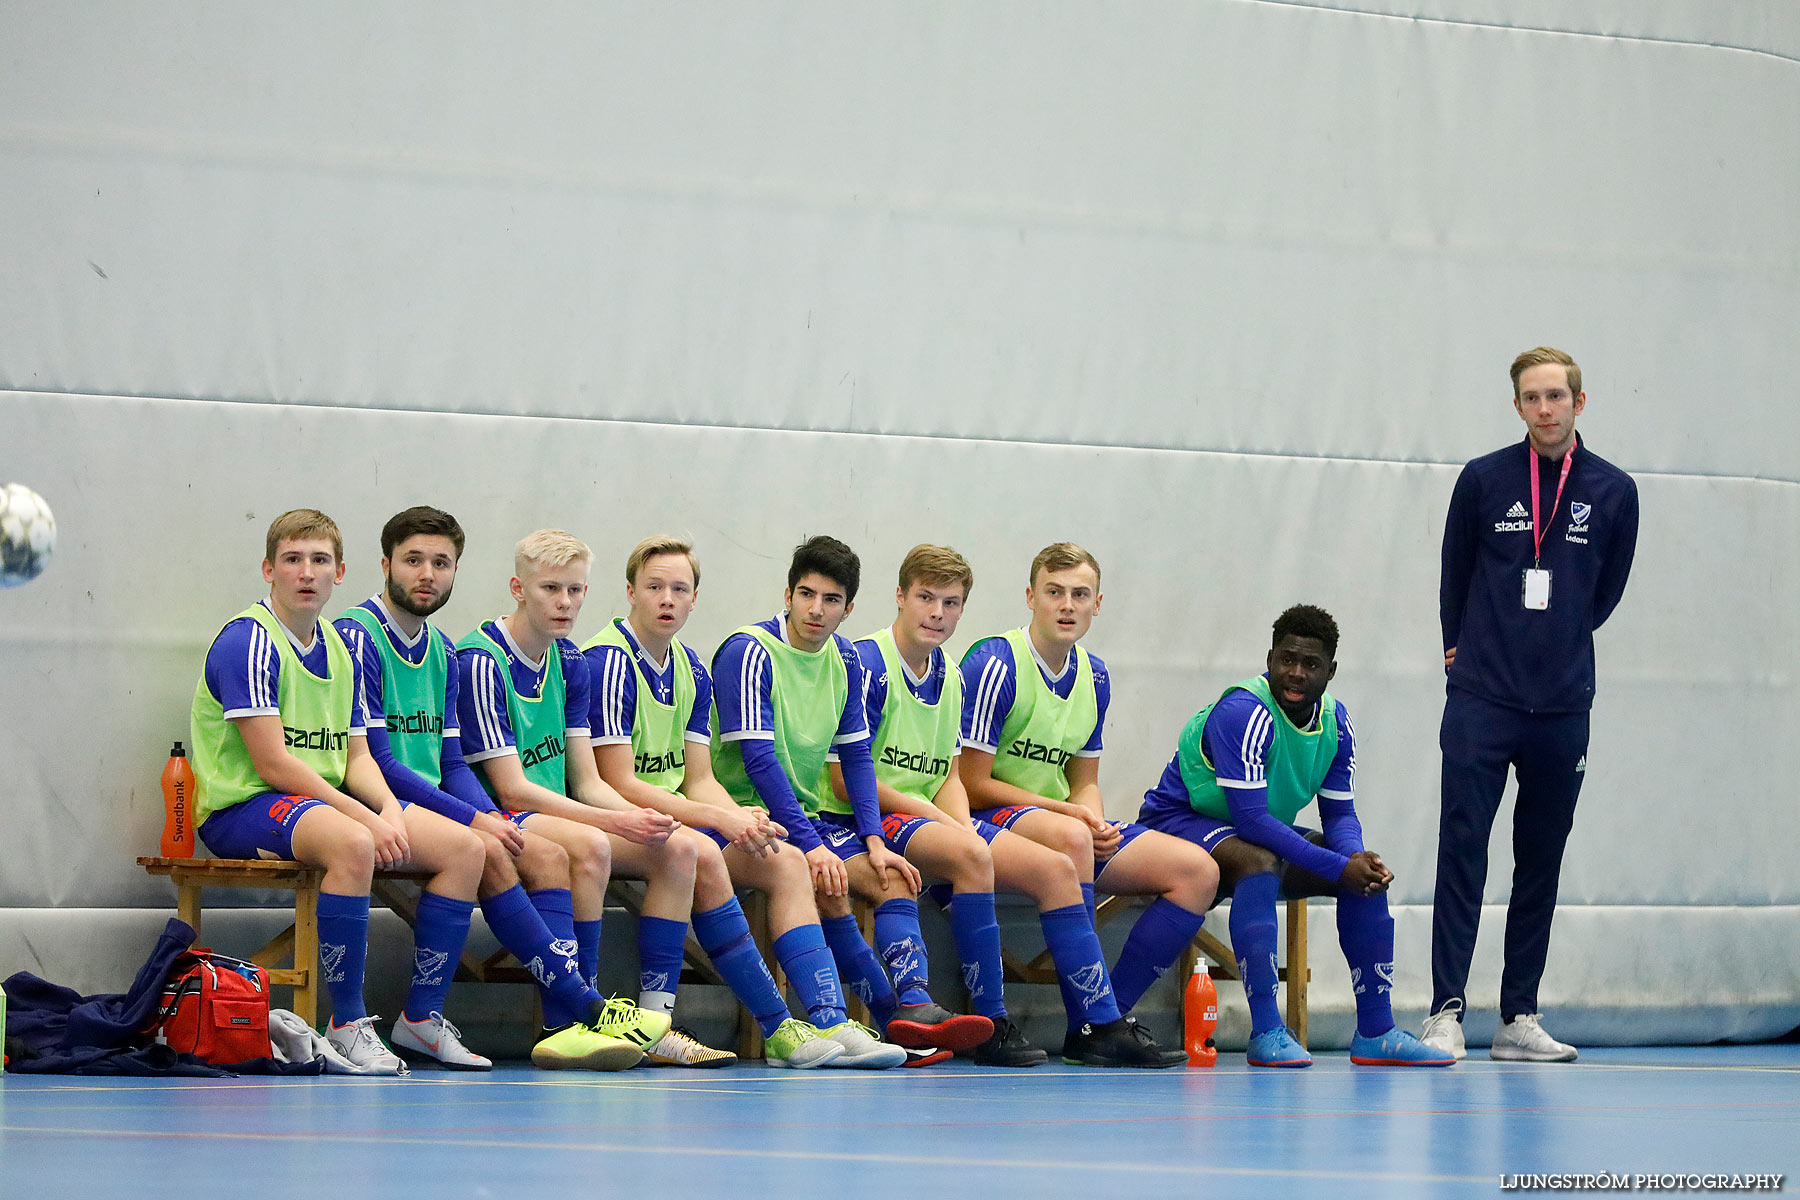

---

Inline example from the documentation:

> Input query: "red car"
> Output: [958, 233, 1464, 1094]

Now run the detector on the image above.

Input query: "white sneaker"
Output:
[392, 1012, 493, 1071]
[1419, 999, 1468, 1061]
[819, 1020, 907, 1069]
[1490, 1013, 1578, 1062]
[326, 1015, 408, 1075]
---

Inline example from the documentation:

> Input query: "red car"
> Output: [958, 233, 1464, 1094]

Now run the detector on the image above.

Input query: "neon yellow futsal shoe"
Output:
[530, 1022, 644, 1072]
[594, 997, 673, 1052]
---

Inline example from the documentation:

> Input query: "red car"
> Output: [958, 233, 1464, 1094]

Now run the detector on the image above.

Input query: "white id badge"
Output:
[1522, 568, 1551, 610]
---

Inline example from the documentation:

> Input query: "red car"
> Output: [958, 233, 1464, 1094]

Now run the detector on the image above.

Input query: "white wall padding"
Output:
[2, 2, 1796, 1037]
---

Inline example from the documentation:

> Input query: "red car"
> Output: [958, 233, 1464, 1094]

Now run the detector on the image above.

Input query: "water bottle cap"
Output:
[170, 741, 186, 756]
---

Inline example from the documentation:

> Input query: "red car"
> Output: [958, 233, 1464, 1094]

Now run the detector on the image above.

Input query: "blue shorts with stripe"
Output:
[811, 812, 871, 861]
[198, 791, 330, 860]
[878, 811, 1004, 855]
[979, 803, 1151, 875]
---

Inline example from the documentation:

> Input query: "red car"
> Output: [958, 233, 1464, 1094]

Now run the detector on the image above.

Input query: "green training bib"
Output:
[581, 618, 695, 795]
[1178, 674, 1341, 825]
[338, 605, 447, 786]
[975, 629, 1096, 803]
[190, 604, 354, 826]
[456, 624, 568, 798]
[864, 628, 961, 808]
[711, 623, 849, 817]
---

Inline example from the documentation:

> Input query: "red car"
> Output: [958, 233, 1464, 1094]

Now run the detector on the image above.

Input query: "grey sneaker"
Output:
[1419, 999, 1467, 1061]
[1490, 1013, 1577, 1062]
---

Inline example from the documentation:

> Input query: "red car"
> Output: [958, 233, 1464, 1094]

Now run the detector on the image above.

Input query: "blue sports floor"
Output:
[3, 1047, 1794, 1199]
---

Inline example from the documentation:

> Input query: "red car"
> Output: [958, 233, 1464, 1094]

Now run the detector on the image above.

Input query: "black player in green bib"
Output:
[1136, 604, 1455, 1068]
[833, 545, 1186, 1067]
[189, 509, 486, 1073]
[958, 542, 1216, 1061]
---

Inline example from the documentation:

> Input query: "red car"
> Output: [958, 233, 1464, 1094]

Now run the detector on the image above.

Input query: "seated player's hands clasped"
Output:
[1090, 819, 1125, 862]
[1342, 850, 1393, 896]
[608, 806, 678, 846]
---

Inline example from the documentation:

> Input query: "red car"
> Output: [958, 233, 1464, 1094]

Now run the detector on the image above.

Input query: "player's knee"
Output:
[478, 831, 517, 877]
[516, 835, 569, 886]
[692, 839, 733, 907]
[660, 829, 700, 875]
[568, 831, 611, 882]
[1022, 843, 1080, 903]
[324, 825, 376, 879]
[945, 834, 995, 891]
[1170, 849, 1220, 912]
[771, 843, 812, 893]
[816, 891, 852, 919]
[1050, 819, 1091, 864]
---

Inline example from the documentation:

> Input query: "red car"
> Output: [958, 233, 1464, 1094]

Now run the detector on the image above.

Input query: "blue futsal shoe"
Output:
[1350, 1026, 1457, 1067]
[1245, 1026, 1313, 1068]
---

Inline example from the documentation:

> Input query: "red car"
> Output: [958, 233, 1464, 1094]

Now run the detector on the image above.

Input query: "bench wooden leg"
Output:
[177, 883, 202, 935]
[1285, 898, 1308, 1048]
[293, 882, 320, 1029]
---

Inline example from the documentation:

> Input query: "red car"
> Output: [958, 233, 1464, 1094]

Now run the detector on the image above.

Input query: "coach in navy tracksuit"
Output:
[1420, 347, 1638, 1064]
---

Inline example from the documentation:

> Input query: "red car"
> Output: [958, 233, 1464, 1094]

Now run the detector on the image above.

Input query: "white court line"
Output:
[0, 1124, 1494, 1185]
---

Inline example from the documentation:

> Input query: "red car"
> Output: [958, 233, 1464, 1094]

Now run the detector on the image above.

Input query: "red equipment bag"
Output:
[150, 948, 272, 1063]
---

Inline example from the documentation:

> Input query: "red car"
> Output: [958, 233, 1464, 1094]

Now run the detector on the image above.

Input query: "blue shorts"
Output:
[980, 803, 1150, 874]
[812, 813, 871, 861]
[1141, 806, 1317, 860]
[198, 791, 329, 860]
[878, 812, 1004, 855]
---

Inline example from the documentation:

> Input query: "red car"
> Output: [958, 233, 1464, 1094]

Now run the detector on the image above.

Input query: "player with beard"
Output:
[335, 507, 643, 1071]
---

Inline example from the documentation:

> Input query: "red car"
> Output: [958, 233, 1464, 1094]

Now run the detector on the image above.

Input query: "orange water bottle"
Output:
[160, 741, 194, 857]
[1183, 958, 1218, 1066]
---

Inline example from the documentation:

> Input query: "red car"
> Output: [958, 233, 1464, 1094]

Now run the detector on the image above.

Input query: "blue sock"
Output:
[482, 884, 593, 1028]
[822, 913, 898, 1027]
[873, 898, 933, 1008]
[1337, 890, 1397, 1038]
[1230, 873, 1283, 1036]
[575, 919, 603, 993]
[317, 890, 371, 1025]
[636, 915, 687, 1018]
[773, 923, 847, 1028]
[1040, 903, 1122, 1032]
[1081, 882, 1097, 926]
[948, 891, 1006, 1019]
[694, 899, 790, 1038]
[1109, 898, 1205, 1015]
[403, 891, 473, 1022]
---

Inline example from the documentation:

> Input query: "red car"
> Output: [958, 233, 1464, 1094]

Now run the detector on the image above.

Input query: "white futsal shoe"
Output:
[1489, 1013, 1578, 1062]
[392, 1011, 493, 1071]
[1419, 999, 1467, 1061]
[326, 1015, 408, 1075]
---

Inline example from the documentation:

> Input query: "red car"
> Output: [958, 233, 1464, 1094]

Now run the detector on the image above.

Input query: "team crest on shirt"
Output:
[1566, 501, 1592, 544]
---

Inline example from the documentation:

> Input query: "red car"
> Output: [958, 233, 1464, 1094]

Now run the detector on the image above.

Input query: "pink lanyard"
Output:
[1529, 443, 1575, 568]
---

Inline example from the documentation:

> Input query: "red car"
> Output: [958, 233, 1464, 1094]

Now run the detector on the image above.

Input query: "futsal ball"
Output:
[0, 482, 56, 588]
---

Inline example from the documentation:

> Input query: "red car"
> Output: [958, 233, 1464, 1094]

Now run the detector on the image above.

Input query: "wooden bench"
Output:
[1000, 894, 1312, 1046]
[139, 857, 733, 1030]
